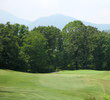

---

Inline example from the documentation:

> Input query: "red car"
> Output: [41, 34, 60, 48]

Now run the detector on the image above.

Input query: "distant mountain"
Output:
[29, 14, 76, 29]
[83, 22, 110, 31]
[29, 14, 110, 31]
[0, 10, 31, 25]
[0, 10, 110, 31]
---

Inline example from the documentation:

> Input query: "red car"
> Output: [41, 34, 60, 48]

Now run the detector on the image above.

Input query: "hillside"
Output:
[29, 14, 76, 29]
[0, 70, 110, 100]
[0, 10, 31, 25]
[29, 14, 110, 31]
[1, 10, 110, 30]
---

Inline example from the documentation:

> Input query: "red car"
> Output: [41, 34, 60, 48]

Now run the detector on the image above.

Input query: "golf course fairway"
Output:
[0, 70, 110, 100]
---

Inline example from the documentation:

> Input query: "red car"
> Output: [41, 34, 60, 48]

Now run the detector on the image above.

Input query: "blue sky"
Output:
[0, 0, 110, 24]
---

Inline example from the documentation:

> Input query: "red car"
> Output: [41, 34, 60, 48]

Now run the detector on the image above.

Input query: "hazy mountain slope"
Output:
[0, 10, 31, 25]
[83, 21, 110, 31]
[0, 10, 110, 31]
[29, 14, 110, 30]
[29, 14, 76, 29]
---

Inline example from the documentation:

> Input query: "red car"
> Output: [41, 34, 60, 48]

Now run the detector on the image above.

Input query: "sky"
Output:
[0, 0, 110, 24]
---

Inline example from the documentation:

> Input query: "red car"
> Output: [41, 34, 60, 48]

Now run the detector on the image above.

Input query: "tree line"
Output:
[0, 21, 110, 73]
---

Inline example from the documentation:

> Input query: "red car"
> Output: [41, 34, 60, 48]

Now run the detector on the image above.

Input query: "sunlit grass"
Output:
[0, 70, 110, 100]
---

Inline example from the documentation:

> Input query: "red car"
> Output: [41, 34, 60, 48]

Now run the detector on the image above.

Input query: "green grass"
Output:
[0, 70, 110, 100]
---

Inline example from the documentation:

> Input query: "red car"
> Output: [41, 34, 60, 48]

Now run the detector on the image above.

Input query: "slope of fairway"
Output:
[0, 70, 110, 100]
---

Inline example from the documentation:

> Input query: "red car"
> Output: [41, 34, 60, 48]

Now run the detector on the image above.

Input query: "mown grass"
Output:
[0, 69, 110, 100]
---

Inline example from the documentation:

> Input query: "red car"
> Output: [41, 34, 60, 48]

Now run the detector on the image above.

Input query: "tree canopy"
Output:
[0, 21, 110, 73]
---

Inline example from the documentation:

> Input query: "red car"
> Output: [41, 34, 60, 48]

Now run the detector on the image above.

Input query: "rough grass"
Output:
[0, 69, 110, 100]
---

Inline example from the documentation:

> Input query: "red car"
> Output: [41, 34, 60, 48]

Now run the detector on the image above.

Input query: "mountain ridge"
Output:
[0, 10, 110, 31]
[0, 10, 31, 25]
